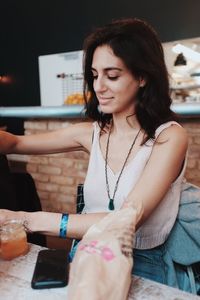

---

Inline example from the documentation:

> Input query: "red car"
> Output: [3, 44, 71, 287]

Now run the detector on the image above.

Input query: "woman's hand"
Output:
[0, 210, 61, 237]
[0, 209, 21, 225]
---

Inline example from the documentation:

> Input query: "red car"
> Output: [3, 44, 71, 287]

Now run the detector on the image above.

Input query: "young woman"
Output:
[0, 18, 188, 286]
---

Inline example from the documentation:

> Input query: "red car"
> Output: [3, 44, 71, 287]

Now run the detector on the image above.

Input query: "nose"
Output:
[93, 76, 107, 93]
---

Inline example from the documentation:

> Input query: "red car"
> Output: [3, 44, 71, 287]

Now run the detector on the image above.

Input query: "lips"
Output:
[98, 96, 113, 105]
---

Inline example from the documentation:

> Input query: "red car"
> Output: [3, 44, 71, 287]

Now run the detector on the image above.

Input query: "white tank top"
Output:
[83, 121, 186, 249]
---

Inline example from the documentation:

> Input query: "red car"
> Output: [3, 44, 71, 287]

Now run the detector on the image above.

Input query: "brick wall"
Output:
[8, 118, 200, 213]
[181, 120, 200, 186]
[25, 119, 89, 213]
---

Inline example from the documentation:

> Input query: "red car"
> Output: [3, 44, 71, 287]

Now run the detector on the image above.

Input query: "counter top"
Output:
[0, 103, 200, 119]
[0, 105, 85, 119]
[0, 244, 199, 300]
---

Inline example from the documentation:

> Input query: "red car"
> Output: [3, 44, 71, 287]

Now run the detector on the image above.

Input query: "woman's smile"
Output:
[98, 96, 114, 105]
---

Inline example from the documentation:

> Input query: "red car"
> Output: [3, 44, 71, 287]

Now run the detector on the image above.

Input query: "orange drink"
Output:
[0, 220, 29, 260]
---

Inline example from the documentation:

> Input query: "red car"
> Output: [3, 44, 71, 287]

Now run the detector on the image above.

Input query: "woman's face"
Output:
[91, 45, 143, 115]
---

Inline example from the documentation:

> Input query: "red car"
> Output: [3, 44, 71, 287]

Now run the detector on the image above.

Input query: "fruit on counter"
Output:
[64, 92, 91, 105]
[64, 93, 84, 104]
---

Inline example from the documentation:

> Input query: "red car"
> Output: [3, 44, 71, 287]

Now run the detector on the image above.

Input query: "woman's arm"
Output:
[0, 209, 107, 240]
[0, 125, 188, 240]
[0, 122, 93, 154]
[122, 124, 188, 227]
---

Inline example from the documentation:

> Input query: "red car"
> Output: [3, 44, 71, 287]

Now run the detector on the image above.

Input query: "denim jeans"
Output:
[132, 244, 167, 284]
[132, 244, 200, 295]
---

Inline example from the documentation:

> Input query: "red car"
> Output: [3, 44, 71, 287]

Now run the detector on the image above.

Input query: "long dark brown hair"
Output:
[83, 18, 177, 143]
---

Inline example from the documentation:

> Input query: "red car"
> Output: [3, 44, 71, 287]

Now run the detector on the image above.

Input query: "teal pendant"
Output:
[108, 199, 114, 210]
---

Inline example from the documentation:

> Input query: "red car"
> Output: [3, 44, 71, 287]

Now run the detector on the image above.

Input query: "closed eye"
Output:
[92, 74, 119, 80]
[107, 76, 119, 80]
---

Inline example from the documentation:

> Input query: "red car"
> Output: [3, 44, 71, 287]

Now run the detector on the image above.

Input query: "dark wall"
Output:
[0, 0, 200, 108]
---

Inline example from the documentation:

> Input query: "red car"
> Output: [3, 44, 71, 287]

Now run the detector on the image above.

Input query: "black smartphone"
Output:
[31, 249, 69, 289]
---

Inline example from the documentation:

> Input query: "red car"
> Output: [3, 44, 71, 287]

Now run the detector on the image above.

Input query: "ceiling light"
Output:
[174, 53, 187, 66]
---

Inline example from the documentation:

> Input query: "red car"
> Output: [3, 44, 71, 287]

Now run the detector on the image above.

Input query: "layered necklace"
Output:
[105, 122, 141, 210]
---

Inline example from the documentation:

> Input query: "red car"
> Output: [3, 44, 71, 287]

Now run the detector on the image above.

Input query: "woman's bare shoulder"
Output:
[156, 123, 188, 149]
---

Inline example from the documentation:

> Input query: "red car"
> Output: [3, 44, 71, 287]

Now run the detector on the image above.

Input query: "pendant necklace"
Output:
[105, 122, 141, 211]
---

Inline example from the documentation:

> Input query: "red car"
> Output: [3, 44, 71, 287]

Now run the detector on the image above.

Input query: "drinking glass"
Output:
[0, 220, 29, 260]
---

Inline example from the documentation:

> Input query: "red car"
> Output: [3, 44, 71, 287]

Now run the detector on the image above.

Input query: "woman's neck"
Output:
[111, 114, 140, 136]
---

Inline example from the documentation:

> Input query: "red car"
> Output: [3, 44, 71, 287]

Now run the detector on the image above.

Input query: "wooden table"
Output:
[0, 244, 199, 300]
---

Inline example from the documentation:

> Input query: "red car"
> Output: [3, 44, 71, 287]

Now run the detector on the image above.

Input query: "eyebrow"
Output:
[91, 67, 122, 72]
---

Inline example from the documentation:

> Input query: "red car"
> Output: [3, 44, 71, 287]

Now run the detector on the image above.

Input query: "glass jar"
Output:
[0, 220, 29, 260]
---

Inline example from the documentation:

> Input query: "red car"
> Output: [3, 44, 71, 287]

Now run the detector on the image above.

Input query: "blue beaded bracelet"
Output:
[59, 213, 69, 239]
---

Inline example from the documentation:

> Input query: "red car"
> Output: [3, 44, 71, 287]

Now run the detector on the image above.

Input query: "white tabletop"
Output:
[0, 244, 199, 300]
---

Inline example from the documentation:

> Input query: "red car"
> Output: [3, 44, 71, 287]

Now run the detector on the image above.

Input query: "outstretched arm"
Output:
[0, 122, 93, 155]
[0, 209, 107, 240]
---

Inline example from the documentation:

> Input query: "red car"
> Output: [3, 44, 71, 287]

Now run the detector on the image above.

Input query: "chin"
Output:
[99, 105, 113, 114]
[102, 109, 114, 115]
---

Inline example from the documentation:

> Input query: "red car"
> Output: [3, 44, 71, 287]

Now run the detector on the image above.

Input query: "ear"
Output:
[139, 77, 146, 88]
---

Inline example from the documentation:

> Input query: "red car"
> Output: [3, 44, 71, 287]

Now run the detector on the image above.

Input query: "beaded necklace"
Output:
[105, 123, 141, 210]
